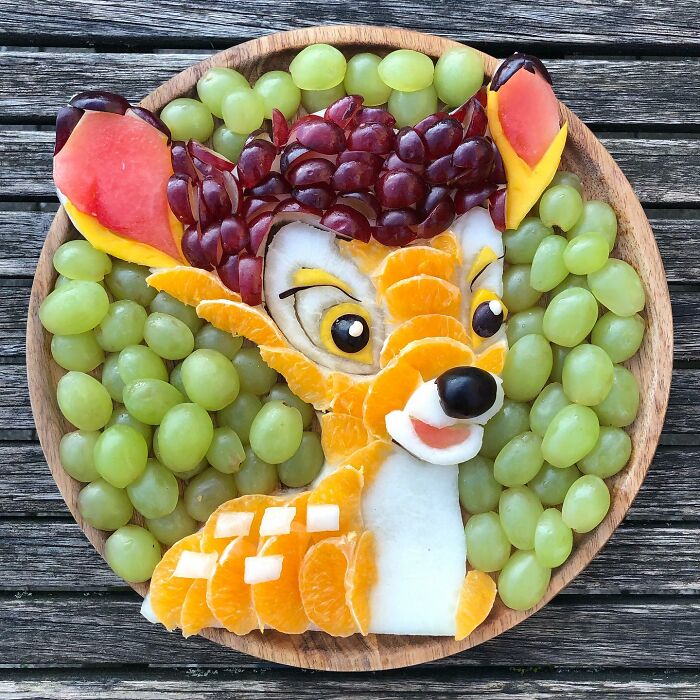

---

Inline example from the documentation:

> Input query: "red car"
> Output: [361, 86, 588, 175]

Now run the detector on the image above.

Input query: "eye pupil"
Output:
[331, 314, 370, 353]
[472, 300, 504, 338]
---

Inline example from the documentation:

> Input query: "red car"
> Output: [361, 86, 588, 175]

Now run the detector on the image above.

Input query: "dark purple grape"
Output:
[378, 208, 419, 227]
[373, 221, 417, 246]
[375, 170, 427, 209]
[220, 215, 250, 255]
[325, 95, 363, 129]
[248, 212, 274, 256]
[331, 161, 376, 193]
[286, 158, 336, 187]
[188, 140, 236, 172]
[167, 175, 197, 225]
[321, 205, 371, 242]
[217, 254, 240, 292]
[201, 176, 232, 219]
[472, 300, 504, 338]
[294, 118, 346, 154]
[383, 152, 424, 174]
[274, 198, 323, 218]
[292, 184, 336, 210]
[271, 108, 290, 148]
[489, 138, 507, 184]
[127, 106, 171, 141]
[452, 137, 494, 185]
[355, 107, 396, 127]
[489, 188, 507, 232]
[242, 196, 278, 221]
[280, 141, 311, 175]
[414, 112, 449, 134]
[171, 141, 198, 180]
[423, 118, 463, 159]
[424, 155, 461, 185]
[247, 172, 291, 197]
[69, 90, 130, 115]
[347, 123, 395, 154]
[454, 183, 497, 215]
[54, 106, 84, 155]
[222, 171, 242, 214]
[337, 150, 384, 173]
[238, 254, 264, 306]
[465, 100, 488, 138]
[417, 185, 452, 219]
[336, 191, 381, 220]
[237, 139, 277, 188]
[181, 225, 212, 270]
[196, 182, 216, 230]
[200, 223, 224, 267]
[413, 199, 456, 239]
[395, 127, 427, 165]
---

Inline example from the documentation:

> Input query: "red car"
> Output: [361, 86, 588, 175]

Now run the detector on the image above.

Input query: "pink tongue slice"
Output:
[410, 418, 472, 449]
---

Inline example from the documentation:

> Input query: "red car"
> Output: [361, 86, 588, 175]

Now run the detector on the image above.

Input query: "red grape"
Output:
[395, 127, 427, 164]
[238, 254, 264, 306]
[286, 157, 336, 187]
[417, 185, 452, 219]
[332, 160, 376, 192]
[237, 138, 277, 188]
[248, 211, 274, 255]
[325, 95, 363, 129]
[373, 219, 418, 246]
[242, 196, 278, 221]
[181, 225, 212, 270]
[321, 205, 371, 242]
[383, 152, 424, 174]
[378, 208, 419, 226]
[200, 223, 225, 267]
[271, 108, 290, 148]
[425, 155, 461, 185]
[217, 254, 240, 292]
[413, 199, 455, 238]
[167, 175, 197, 225]
[489, 188, 507, 232]
[247, 172, 291, 197]
[414, 112, 449, 134]
[454, 183, 497, 214]
[336, 191, 381, 220]
[273, 198, 323, 217]
[423, 118, 463, 158]
[293, 118, 346, 155]
[347, 123, 395, 154]
[292, 184, 336, 210]
[188, 140, 236, 172]
[280, 141, 311, 175]
[220, 215, 250, 255]
[55, 106, 84, 156]
[69, 90, 130, 115]
[201, 176, 232, 219]
[337, 150, 384, 173]
[355, 107, 396, 127]
[452, 136, 494, 185]
[489, 138, 507, 184]
[465, 100, 488, 138]
[196, 182, 217, 229]
[171, 141, 198, 180]
[126, 107, 171, 142]
[375, 170, 427, 209]
[222, 171, 242, 214]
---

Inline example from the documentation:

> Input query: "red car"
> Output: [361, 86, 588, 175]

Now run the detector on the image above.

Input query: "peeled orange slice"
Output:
[343, 440, 392, 486]
[395, 337, 476, 381]
[197, 299, 288, 348]
[374, 246, 456, 294]
[455, 570, 497, 641]
[430, 231, 462, 263]
[338, 237, 392, 275]
[320, 413, 369, 465]
[347, 531, 377, 635]
[330, 374, 370, 418]
[384, 275, 462, 322]
[180, 578, 218, 638]
[474, 342, 508, 374]
[147, 266, 241, 306]
[307, 465, 364, 538]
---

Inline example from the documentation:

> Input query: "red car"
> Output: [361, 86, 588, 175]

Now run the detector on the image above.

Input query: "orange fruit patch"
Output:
[196, 300, 288, 348]
[374, 246, 456, 294]
[180, 578, 218, 638]
[320, 413, 369, 465]
[147, 266, 241, 306]
[338, 237, 392, 275]
[380, 314, 470, 367]
[308, 466, 364, 538]
[343, 440, 392, 486]
[330, 374, 370, 418]
[395, 337, 476, 381]
[474, 343, 507, 374]
[455, 570, 497, 641]
[347, 531, 377, 635]
[384, 275, 462, 322]
[430, 231, 462, 263]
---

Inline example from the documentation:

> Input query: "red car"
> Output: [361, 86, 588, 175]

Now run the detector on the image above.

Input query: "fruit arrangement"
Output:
[38, 41, 646, 641]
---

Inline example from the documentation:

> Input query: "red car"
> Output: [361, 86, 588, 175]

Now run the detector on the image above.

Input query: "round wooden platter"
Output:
[26, 25, 673, 672]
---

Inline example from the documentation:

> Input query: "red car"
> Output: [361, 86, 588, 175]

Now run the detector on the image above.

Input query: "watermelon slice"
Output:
[54, 111, 184, 265]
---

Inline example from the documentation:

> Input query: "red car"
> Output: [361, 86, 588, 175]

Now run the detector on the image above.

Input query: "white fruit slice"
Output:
[213, 511, 255, 539]
[404, 379, 458, 429]
[140, 593, 159, 624]
[259, 506, 296, 536]
[244, 555, 284, 584]
[173, 551, 218, 579]
[305, 503, 340, 533]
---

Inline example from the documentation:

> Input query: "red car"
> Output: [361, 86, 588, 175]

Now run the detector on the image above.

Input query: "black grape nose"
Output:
[436, 366, 498, 419]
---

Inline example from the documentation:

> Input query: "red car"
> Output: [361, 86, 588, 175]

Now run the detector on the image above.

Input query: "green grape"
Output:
[101, 353, 125, 402]
[51, 331, 104, 372]
[212, 125, 248, 163]
[503, 217, 553, 264]
[528, 463, 581, 506]
[104, 261, 156, 306]
[593, 366, 639, 427]
[480, 400, 530, 459]
[542, 404, 599, 468]
[538, 184, 584, 232]
[107, 406, 153, 449]
[588, 259, 645, 317]
[150, 291, 203, 334]
[54, 274, 71, 288]
[534, 508, 573, 568]
[104, 525, 161, 583]
[53, 240, 111, 281]
[94, 424, 148, 488]
[388, 85, 438, 128]
[301, 84, 347, 113]
[125, 458, 179, 519]
[160, 97, 214, 142]
[502, 334, 553, 402]
[196, 67, 249, 118]
[39, 280, 109, 335]
[117, 345, 168, 383]
[562, 474, 610, 533]
[264, 383, 314, 429]
[498, 549, 551, 611]
[59, 430, 100, 482]
[78, 479, 133, 530]
[122, 379, 184, 425]
[506, 307, 545, 345]
[206, 426, 246, 474]
[143, 312, 194, 361]
[549, 344, 570, 383]
[156, 403, 214, 473]
[233, 347, 278, 395]
[218, 392, 262, 444]
[529, 383, 571, 437]
[502, 265, 542, 312]
[591, 312, 645, 364]
[552, 273, 589, 297]
[563, 231, 609, 275]
[494, 432, 544, 487]
[542, 288, 599, 347]
[378, 50, 434, 92]
[434, 46, 483, 106]
[562, 342, 615, 404]
[95, 300, 147, 352]
[277, 432, 324, 487]
[578, 426, 631, 478]
[498, 486, 543, 550]
[465, 512, 511, 572]
[182, 349, 240, 411]
[254, 70, 301, 119]
[548, 171, 583, 194]
[290, 44, 347, 91]
[234, 447, 279, 495]
[195, 323, 243, 359]
[184, 467, 237, 522]
[57, 371, 112, 430]
[169, 363, 189, 400]
[177, 458, 208, 481]
[568, 200, 618, 251]
[146, 499, 197, 546]
[343, 53, 392, 107]
[249, 400, 303, 464]
[530, 235, 568, 292]
[458, 455, 502, 513]
[222, 88, 266, 135]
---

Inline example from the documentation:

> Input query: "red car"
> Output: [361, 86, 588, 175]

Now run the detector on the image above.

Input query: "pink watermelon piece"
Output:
[497, 68, 560, 168]
[410, 418, 473, 449]
[53, 111, 180, 259]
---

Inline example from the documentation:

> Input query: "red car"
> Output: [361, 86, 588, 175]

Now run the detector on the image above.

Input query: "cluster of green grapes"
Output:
[459, 171, 645, 611]
[39, 241, 321, 583]
[160, 44, 485, 160]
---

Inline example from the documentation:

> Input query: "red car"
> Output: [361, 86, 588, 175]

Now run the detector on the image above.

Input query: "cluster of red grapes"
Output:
[166, 91, 507, 306]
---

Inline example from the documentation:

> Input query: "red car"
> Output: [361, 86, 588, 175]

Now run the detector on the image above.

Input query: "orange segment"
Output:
[148, 532, 201, 631]
[258, 346, 332, 410]
[207, 536, 259, 635]
[196, 299, 288, 348]
[330, 374, 370, 419]
[384, 275, 462, 322]
[320, 413, 369, 465]
[474, 343, 508, 374]
[338, 237, 392, 275]
[308, 466, 364, 538]
[395, 337, 476, 381]
[180, 578, 217, 638]
[430, 231, 462, 263]
[347, 531, 377, 635]
[300, 536, 358, 637]
[455, 570, 497, 641]
[363, 361, 422, 438]
[251, 531, 311, 634]
[147, 266, 241, 306]
[374, 246, 456, 294]
[343, 440, 392, 486]
[381, 315, 470, 368]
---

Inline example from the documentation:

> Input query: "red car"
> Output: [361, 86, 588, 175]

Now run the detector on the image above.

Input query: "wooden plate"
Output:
[26, 25, 673, 671]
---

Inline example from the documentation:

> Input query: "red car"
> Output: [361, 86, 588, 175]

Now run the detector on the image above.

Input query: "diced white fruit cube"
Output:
[173, 551, 218, 579]
[306, 504, 340, 533]
[214, 511, 255, 539]
[259, 506, 296, 536]
[244, 555, 284, 584]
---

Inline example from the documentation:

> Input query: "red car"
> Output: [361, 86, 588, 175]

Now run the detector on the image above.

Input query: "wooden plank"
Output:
[0, 0, 698, 49]
[0, 594, 696, 668]
[2, 52, 699, 126]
